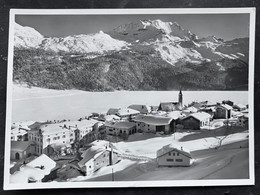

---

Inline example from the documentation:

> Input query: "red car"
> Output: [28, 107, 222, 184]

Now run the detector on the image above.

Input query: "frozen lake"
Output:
[11, 85, 248, 122]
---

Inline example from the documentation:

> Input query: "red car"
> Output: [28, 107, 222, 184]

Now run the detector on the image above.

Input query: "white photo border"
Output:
[4, 8, 256, 190]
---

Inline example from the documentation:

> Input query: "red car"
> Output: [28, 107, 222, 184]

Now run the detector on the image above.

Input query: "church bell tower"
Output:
[178, 89, 183, 108]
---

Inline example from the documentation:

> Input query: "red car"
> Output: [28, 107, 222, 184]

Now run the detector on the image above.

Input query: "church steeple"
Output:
[178, 89, 183, 108]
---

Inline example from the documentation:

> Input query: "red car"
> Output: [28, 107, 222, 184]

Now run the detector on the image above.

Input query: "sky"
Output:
[15, 14, 250, 41]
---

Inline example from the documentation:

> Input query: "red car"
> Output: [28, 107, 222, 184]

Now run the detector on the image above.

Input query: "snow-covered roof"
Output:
[89, 140, 110, 149]
[12, 121, 35, 131]
[116, 108, 140, 116]
[157, 144, 191, 159]
[105, 121, 136, 129]
[234, 104, 247, 109]
[107, 108, 120, 115]
[184, 112, 211, 121]
[10, 154, 56, 183]
[219, 104, 233, 110]
[78, 146, 104, 167]
[103, 114, 120, 121]
[166, 111, 182, 120]
[128, 104, 151, 114]
[11, 128, 28, 136]
[11, 141, 35, 152]
[183, 106, 198, 113]
[134, 114, 173, 126]
[40, 119, 98, 135]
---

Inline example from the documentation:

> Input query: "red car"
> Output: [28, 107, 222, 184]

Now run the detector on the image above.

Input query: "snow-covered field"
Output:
[12, 84, 248, 122]
[69, 130, 249, 182]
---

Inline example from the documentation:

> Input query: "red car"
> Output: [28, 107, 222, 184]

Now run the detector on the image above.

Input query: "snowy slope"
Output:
[14, 22, 44, 48]
[40, 31, 128, 54]
[14, 24, 128, 54]
[14, 20, 248, 66]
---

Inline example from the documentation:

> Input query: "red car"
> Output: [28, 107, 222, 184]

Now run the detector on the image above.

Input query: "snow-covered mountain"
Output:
[14, 23, 44, 48]
[14, 23, 128, 54]
[14, 20, 248, 65]
[13, 20, 249, 91]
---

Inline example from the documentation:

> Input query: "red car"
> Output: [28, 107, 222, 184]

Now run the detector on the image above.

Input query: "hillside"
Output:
[13, 19, 249, 91]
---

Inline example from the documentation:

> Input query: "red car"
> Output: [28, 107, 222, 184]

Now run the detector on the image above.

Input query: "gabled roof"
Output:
[105, 121, 136, 129]
[182, 112, 211, 121]
[166, 111, 182, 120]
[10, 154, 56, 183]
[234, 104, 247, 109]
[11, 141, 35, 152]
[27, 154, 56, 169]
[78, 146, 105, 167]
[218, 104, 232, 110]
[134, 114, 173, 126]
[128, 104, 151, 114]
[116, 108, 140, 116]
[107, 108, 120, 115]
[157, 144, 191, 159]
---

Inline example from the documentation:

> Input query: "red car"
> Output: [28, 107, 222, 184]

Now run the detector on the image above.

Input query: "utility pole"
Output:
[112, 168, 114, 181]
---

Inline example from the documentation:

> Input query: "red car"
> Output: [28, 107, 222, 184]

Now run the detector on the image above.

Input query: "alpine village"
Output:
[9, 90, 249, 183]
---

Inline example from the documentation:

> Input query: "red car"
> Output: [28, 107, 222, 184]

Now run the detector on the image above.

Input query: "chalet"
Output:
[11, 141, 36, 160]
[214, 104, 232, 119]
[181, 112, 211, 130]
[128, 104, 151, 114]
[233, 104, 247, 111]
[10, 154, 56, 183]
[134, 115, 175, 134]
[156, 144, 192, 167]
[105, 121, 136, 136]
[78, 146, 119, 176]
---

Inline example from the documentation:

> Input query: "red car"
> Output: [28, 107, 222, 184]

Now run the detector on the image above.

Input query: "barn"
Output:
[157, 144, 192, 167]
[181, 112, 211, 130]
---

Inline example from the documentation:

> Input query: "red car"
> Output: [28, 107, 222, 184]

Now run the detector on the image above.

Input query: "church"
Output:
[158, 90, 183, 112]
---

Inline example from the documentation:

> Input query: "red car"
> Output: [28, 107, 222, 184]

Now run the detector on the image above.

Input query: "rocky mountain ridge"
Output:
[13, 19, 249, 91]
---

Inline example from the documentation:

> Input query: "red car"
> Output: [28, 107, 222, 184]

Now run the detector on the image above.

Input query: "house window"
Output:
[176, 159, 183, 162]
[177, 152, 179, 156]
[168, 153, 171, 156]
[62, 135, 66, 138]
[166, 159, 174, 162]
[89, 165, 91, 168]
[173, 152, 175, 156]
[57, 136, 60, 139]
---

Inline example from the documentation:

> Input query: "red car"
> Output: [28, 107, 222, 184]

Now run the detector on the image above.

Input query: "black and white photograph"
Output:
[4, 8, 255, 189]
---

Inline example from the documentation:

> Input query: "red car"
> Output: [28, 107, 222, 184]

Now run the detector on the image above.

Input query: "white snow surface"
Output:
[10, 154, 56, 183]
[40, 31, 128, 54]
[141, 19, 173, 34]
[14, 22, 44, 48]
[154, 41, 203, 65]
[70, 131, 248, 181]
[14, 23, 128, 54]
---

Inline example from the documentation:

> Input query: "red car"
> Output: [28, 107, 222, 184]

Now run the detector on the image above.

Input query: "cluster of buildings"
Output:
[10, 90, 249, 182]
